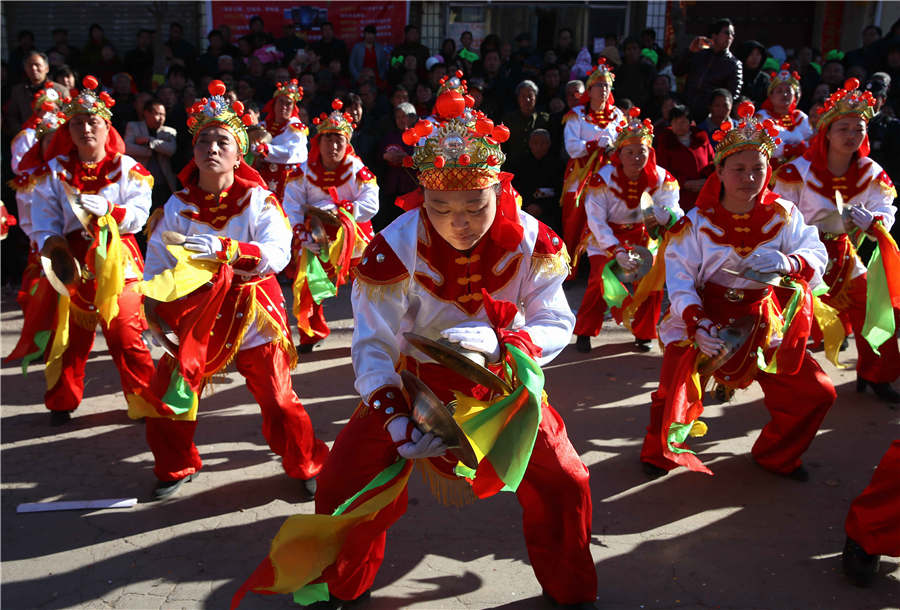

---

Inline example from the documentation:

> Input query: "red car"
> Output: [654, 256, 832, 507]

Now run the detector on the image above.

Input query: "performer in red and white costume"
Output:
[774, 78, 899, 404]
[307, 96, 597, 608]
[5, 103, 66, 368]
[139, 81, 328, 500]
[10, 82, 66, 176]
[561, 58, 626, 257]
[755, 64, 814, 169]
[574, 107, 683, 353]
[841, 439, 900, 587]
[640, 101, 835, 479]
[30, 75, 155, 426]
[254, 78, 309, 201]
[282, 99, 378, 351]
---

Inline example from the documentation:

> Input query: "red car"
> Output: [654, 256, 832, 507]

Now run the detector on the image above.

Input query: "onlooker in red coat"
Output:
[653, 104, 714, 211]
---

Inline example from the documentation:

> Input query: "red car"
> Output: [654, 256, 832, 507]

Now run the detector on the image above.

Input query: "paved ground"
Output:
[1, 280, 898, 610]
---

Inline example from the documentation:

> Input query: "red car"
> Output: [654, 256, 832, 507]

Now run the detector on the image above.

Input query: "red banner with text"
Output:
[209, 1, 409, 48]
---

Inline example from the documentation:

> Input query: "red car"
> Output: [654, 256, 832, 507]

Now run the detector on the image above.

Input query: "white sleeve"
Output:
[10, 130, 36, 175]
[351, 277, 409, 400]
[584, 185, 618, 252]
[143, 197, 185, 280]
[520, 264, 575, 366]
[264, 128, 308, 165]
[782, 206, 827, 289]
[652, 176, 684, 225]
[564, 115, 587, 158]
[665, 221, 704, 320]
[247, 192, 293, 275]
[862, 167, 897, 232]
[116, 164, 153, 235]
[352, 171, 379, 224]
[282, 176, 306, 228]
[29, 171, 65, 250]
[773, 170, 803, 216]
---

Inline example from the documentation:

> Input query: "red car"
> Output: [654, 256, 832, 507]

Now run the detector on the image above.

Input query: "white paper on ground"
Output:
[17, 498, 138, 513]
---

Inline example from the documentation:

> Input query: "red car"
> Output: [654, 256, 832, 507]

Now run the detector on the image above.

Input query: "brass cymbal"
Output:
[306, 213, 331, 253]
[697, 316, 756, 376]
[61, 182, 94, 231]
[40, 243, 81, 297]
[400, 370, 479, 469]
[305, 205, 342, 227]
[612, 245, 653, 284]
[403, 332, 514, 394]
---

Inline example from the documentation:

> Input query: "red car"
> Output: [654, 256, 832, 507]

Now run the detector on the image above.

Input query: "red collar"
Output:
[176, 177, 256, 230]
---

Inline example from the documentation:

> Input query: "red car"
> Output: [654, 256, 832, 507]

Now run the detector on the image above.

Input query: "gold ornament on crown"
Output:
[585, 57, 615, 89]
[312, 99, 356, 138]
[711, 101, 779, 165]
[62, 75, 115, 122]
[613, 107, 654, 149]
[187, 80, 254, 154]
[815, 77, 876, 133]
[273, 78, 304, 102]
[767, 63, 801, 96]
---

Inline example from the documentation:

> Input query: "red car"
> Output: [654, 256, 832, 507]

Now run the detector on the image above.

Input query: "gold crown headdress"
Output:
[311, 99, 356, 138]
[767, 63, 801, 96]
[712, 101, 780, 164]
[273, 78, 304, 102]
[815, 78, 876, 132]
[34, 101, 67, 139]
[31, 82, 62, 113]
[61, 75, 115, 122]
[585, 57, 615, 89]
[187, 80, 254, 154]
[613, 107, 654, 149]
[402, 88, 509, 191]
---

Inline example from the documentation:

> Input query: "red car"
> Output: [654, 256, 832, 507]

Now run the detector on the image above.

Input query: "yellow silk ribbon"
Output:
[45, 294, 70, 390]
[93, 214, 126, 325]
[140, 245, 219, 302]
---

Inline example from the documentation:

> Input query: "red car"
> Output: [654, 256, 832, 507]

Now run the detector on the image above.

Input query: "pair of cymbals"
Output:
[611, 246, 653, 284]
[696, 316, 756, 375]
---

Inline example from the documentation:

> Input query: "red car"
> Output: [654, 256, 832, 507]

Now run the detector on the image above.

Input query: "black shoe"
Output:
[307, 590, 371, 609]
[856, 376, 900, 406]
[575, 335, 591, 353]
[151, 472, 198, 501]
[840, 337, 849, 352]
[641, 461, 669, 479]
[842, 536, 880, 587]
[49, 410, 72, 426]
[713, 383, 735, 403]
[300, 477, 317, 500]
[298, 342, 315, 354]
[633, 338, 652, 352]
[786, 465, 810, 482]
[542, 590, 597, 609]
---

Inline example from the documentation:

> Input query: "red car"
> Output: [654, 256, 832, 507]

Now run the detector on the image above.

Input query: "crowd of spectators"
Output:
[5, 15, 900, 244]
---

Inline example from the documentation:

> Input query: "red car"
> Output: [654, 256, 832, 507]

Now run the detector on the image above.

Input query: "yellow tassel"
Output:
[355, 277, 406, 302]
[415, 460, 476, 508]
[530, 246, 571, 279]
[69, 302, 100, 330]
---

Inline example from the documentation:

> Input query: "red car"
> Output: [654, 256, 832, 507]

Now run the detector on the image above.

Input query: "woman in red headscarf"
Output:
[573, 107, 684, 353]
[138, 80, 328, 501]
[254, 78, 309, 201]
[29, 75, 155, 426]
[774, 78, 900, 405]
[641, 101, 835, 479]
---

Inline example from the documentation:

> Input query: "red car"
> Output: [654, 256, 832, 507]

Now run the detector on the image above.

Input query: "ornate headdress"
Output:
[613, 107, 654, 149]
[402, 85, 510, 191]
[31, 82, 62, 113]
[312, 99, 356, 138]
[711, 101, 780, 164]
[34, 101, 67, 139]
[815, 77, 876, 132]
[187, 80, 254, 154]
[767, 63, 801, 96]
[585, 57, 615, 89]
[61, 75, 115, 122]
[273, 78, 304, 102]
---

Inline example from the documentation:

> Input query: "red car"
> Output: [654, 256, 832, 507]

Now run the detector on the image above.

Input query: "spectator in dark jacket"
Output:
[509, 129, 565, 233]
[696, 88, 733, 141]
[738, 40, 770, 105]
[653, 104, 715, 212]
[501, 80, 551, 157]
[614, 37, 657, 109]
[674, 17, 742, 121]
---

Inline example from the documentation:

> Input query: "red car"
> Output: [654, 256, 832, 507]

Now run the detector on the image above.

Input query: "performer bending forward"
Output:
[234, 92, 597, 609]
[640, 102, 836, 479]
[140, 81, 328, 500]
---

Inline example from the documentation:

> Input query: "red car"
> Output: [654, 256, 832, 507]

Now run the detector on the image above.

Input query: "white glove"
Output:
[440, 321, 501, 362]
[387, 416, 447, 459]
[695, 319, 726, 358]
[300, 235, 322, 255]
[747, 250, 796, 274]
[79, 194, 112, 216]
[652, 205, 670, 226]
[615, 249, 640, 272]
[848, 205, 875, 231]
[183, 234, 225, 262]
[596, 134, 612, 149]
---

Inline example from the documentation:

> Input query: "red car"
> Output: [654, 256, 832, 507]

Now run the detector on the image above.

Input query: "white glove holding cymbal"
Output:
[387, 416, 447, 459]
[183, 234, 226, 262]
[747, 250, 797, 275]
[440, 321, 501, 362]
[848, 205, 875, 232]
[79, 194, 112, 217]
[695, 319, 726, 358]
[615, 249, 640, 271]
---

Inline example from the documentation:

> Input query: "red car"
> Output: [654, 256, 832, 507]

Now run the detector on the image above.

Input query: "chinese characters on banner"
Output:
[208, 1, 409, 46]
